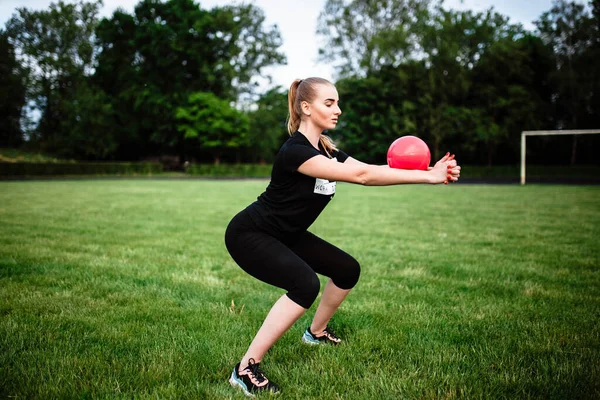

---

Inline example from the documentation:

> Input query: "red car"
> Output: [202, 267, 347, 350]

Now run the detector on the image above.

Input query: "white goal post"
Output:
[520, 129, 600, 184]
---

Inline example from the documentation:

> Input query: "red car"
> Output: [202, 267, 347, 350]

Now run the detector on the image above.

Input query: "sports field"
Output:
[1, 180, 599, 399]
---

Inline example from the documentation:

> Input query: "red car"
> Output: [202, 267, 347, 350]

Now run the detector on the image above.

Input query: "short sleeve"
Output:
[332, 148, 349, 163]
[282, 143, 321, 172]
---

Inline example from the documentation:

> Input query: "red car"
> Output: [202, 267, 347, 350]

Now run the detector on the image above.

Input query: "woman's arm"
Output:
[297, 154, 459, 186]
[343, 156, 385, 168]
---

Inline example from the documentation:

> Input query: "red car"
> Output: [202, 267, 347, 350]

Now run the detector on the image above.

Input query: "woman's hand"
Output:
[430, 152, 461, 184]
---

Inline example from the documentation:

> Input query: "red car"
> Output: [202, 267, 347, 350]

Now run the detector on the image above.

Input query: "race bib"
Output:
[314, 178, 336, 195]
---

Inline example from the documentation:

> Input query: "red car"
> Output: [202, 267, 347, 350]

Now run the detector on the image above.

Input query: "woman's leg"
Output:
[309, 279, 351, 335]
[289, 232, 361, 336]
[225, 211, 322, 368]
[239, 294, 305, 370]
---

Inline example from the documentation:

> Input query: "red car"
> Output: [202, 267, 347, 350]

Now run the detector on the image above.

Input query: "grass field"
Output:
[1, 180, 599, 399]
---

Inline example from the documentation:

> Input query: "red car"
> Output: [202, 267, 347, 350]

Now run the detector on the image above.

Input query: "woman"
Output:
[225, 77, 460, 396]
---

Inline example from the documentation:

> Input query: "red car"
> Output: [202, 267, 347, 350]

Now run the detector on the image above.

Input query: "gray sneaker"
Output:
[302, 327, 342, 345]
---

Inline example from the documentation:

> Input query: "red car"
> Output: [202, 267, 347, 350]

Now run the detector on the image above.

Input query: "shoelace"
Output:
[323, 327, 340, 341]
[244, 358, 267, 384]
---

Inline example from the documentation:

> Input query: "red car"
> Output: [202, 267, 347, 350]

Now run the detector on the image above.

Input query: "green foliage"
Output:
[56, 84, 119, 160]
[176, 92, 249, 164]
[4, 0, 285, 162]
[320, 1, 598, 165]
[0, 31, 26, 147]
[5, 0, 103, 153]
[0, 162, 162, 176]
[0, 148, 74, 163]
[417, 7, 524, 162]
[468, 34, 555, 164]
[94, 0, 285, 160]
[531, 0, 600, 165]
[1, 0, 598, 165]
[186, 163, 271, 177]
[245, 87, 289, 163]
[317, 0, 432, 77]
[92, 10, 143, 159]
[103, 0, 221, 155]
[1, 181, 599, 398]
[210, 4, 286, 99]
[535, 0, 599, 129]
[460, 164, 600, 182]
[336, 74, 417, 163]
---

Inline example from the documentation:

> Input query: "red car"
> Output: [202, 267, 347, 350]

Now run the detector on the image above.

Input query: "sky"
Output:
[1, 0, 562, 89]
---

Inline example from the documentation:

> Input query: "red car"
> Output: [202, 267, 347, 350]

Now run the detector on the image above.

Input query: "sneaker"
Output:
[229, 358, 280, 397]
[302, 327, 342, 345]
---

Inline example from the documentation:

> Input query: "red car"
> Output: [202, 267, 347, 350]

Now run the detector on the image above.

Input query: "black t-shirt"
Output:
[246, 131, 349, 239]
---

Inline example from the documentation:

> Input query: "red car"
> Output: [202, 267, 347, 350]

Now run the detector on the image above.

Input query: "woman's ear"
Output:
[301, 100, 311, 116]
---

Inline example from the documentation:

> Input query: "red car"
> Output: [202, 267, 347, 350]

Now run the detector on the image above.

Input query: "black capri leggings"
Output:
[225, 209, 360, 309]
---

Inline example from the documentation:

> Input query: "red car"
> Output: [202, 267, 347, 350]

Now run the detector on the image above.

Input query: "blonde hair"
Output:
[287, 77, 338, 157]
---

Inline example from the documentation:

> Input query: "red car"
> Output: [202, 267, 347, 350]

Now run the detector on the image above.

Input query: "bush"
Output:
[461, 165, 600, 183]
[186, 163, 271, 178]
[0, 162, 163, 177]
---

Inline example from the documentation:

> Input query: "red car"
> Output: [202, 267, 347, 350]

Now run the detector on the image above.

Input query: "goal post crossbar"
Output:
[520, 129, 600, 184]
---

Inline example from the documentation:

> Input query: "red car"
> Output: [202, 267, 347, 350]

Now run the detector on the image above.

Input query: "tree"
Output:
[335, 71, 417, 163]
[93, 9, 144, 159]
[535, 0, 598, 163]
[587, 0, 600, 129]
[5, 0, 105, 155]
[0, 30, 27, 147]
[94, 0, 285, 161]
[316, 0, 546, 165]
[54, 84, 118, 159]
[417, 7, 526, 161]
[211, 4, 286, 101]
[246, 87, 289, 163]
[317, 0, 432, 77]
[469, 34, 554, 165]
[175, 92, 249, 164]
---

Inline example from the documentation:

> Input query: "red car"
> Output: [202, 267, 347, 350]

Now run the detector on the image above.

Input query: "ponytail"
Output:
[319, 135, 337, 158]
[286, 77, 339, 157]
[287, 79, 302, 135]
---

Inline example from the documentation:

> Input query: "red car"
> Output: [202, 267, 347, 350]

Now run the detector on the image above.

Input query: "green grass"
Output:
[1, 180, 599, 399]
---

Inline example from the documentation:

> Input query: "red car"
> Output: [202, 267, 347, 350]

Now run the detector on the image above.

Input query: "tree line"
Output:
[1, 0, 598, 167]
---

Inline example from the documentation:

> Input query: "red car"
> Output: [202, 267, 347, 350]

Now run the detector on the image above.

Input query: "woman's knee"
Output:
[288, 272, 320, 309]
[333, 256, 361, 290]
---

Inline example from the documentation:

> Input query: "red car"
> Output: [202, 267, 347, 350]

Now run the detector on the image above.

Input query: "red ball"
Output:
[387, 136, 431, 170]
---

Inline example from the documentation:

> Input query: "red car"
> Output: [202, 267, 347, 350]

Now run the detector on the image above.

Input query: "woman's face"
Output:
[305, 84, 342, 131]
